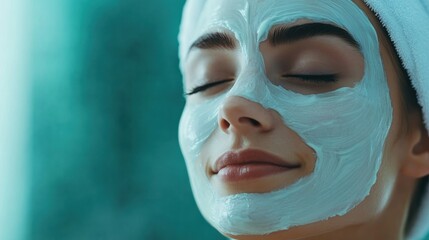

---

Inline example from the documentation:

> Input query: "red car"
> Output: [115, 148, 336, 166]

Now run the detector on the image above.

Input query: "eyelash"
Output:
[186, 79, 234, 95]
[282, 74, 339, 83]
[185, 74, 338, 95]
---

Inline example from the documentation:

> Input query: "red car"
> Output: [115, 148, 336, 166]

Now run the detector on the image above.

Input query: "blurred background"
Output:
[0, 0, 224, 239]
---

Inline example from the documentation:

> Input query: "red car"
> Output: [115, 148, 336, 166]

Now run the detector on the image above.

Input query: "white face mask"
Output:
[178, 0, 393, 236]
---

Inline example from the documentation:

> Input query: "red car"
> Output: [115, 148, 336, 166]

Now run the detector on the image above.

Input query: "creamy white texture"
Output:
[178, 0, 393, 235]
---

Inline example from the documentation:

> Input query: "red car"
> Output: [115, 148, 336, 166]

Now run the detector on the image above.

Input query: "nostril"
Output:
[239, 117, 261, 127]
[220, 119, 231, 130]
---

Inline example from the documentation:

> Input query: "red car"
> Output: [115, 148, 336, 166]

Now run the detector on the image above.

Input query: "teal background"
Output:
[29, 0, 224, 239]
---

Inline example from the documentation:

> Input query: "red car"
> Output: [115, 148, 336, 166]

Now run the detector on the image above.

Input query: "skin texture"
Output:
[181, 1, 429, 239]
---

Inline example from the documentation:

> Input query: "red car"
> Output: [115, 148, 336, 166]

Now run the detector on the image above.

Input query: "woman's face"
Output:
[178, 0, 411, 239]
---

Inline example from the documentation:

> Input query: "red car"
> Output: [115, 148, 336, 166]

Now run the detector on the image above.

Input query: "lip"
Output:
[212, 149, 300, 181]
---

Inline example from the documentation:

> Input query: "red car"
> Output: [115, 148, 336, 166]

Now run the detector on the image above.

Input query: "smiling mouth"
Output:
[212, 149, 301, 182]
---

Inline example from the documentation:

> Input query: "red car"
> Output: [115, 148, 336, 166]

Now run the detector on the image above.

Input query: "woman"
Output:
[177, 0, 429, 239]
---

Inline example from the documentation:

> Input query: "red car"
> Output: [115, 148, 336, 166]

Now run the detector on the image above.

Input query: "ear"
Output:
[401, 110, 429, 178]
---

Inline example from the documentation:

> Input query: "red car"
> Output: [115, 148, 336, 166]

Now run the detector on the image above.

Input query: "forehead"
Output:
[180, 0, 372, 61]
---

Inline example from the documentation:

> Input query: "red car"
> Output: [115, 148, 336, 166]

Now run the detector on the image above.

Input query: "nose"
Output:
[218, 96, 275, 134]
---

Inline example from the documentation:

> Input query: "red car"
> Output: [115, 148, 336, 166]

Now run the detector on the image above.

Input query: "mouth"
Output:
[212, 149, 301, 182]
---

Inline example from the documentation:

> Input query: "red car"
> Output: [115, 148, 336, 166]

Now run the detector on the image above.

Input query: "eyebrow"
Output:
[269, 22, 360, 50]
[189, 32, 237, 51]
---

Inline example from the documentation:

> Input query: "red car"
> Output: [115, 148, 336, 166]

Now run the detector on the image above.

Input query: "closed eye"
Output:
[282, 74, 338, 83]
[186, 79, 234, 95]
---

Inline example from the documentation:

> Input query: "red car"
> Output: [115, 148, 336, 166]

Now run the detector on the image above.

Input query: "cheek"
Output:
[178, 98, 223, 187]
[178, 101, 219, 162]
